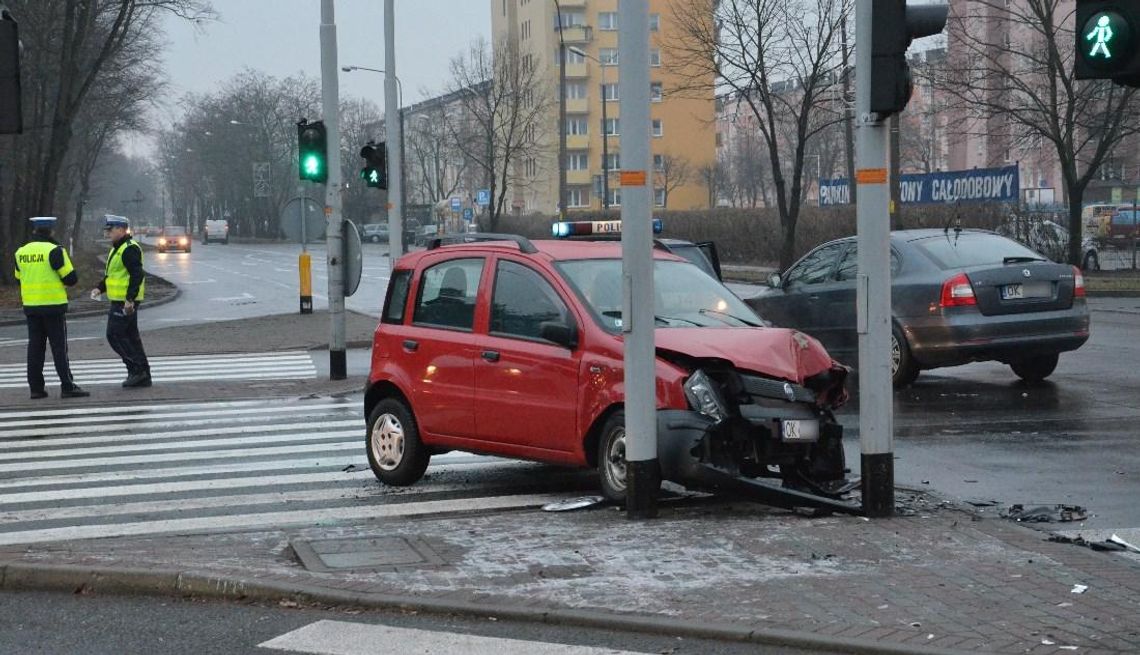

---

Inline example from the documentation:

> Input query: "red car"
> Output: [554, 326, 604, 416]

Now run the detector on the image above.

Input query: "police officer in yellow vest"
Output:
[93, 215, 151, 387]
[14, 217, 89, 399]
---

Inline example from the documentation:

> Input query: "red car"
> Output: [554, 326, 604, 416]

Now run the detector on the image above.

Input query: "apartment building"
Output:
[491, 0, 717, 214]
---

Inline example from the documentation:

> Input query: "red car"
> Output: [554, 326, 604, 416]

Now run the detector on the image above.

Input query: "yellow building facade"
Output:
[491, 0, 716, 214]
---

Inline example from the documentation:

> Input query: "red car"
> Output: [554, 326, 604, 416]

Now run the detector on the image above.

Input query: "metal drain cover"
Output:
[291, 536, 445, 572]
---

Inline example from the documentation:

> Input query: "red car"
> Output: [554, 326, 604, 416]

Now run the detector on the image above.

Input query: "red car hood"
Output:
[654, 327, 840, 385]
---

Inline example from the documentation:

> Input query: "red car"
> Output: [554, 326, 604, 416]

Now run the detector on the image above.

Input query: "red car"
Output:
[364, 235, 850, 503]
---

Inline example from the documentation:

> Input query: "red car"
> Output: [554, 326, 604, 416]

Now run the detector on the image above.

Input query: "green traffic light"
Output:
[1081, 10, 1133, 70]
[302, 154, 322, 178]
[368, 169, 380, 184]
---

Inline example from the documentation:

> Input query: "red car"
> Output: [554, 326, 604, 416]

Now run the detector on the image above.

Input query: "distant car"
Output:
[157, 226, 192, 254]
[413, 223, 441, 246]
[747, 229, 1090, 387]
[203, 218, 229, 245]
[364, 236, 850, 502]
[362, 223, 389, 243]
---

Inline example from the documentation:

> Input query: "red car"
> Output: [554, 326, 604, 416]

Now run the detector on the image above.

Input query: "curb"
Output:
[0, 561, 965, 655]
[0, 271, 181, 328]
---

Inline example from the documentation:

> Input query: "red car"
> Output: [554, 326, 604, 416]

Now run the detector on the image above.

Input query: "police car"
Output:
[551, 219, 723, 281]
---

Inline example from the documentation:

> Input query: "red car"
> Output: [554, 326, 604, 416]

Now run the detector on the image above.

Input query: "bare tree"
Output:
[698, 158, 726, 208]
[671, 0, 852, 268]
[444, 36, 552, 231]
[656, 153, 691, 209]
[405, 102, 465, 207]
[931, 0, 1140, 265]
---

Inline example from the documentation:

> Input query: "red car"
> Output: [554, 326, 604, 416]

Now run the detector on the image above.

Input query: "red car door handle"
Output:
[403, 339, 418, 351]
[481, 350, 500, 362]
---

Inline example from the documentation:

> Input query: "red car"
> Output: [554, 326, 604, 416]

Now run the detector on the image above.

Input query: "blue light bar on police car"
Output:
[552, 218, 663, 238]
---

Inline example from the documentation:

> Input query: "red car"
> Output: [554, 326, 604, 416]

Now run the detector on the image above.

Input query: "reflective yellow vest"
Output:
[105, 240, 145, 301]
[15, 241, 73, 307]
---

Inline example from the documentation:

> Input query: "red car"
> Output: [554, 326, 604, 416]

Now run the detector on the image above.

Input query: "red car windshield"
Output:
[556, 258, 761, 331]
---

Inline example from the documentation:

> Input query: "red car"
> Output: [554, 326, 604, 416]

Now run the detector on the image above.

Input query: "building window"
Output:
[650, 82, 663, 102]
[599, 48, 619, 66]
[567, 152, 589, 170]
[607, 187, 622, 207]
[653, 154, 664, 171]
[654, 188, 666, 207]
[525, 158, 538, 177]
[652, 119, 663, 137]
[564, 48, 585, 64]
[568, 187, 590, 208]
[603, 117, 620, 136]
[602, 83, 619, 101]
[556, 11, 584, 29]
[649, 13, 660, 32]
[605, 152, 620, 171]
[521, 20, 531, 40]
[650, 49, 661, 67]
[599, 11, 617, 30]
[566, 118, 588, 135]
[565, 82, 587, 99]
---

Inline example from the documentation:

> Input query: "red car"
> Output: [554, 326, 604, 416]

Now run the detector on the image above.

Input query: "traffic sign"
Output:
[450, 197, 462, 212]
[462, 207, 474, 221]
[476, 189, 490, 206]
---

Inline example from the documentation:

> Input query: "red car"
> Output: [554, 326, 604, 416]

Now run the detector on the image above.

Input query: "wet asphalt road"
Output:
[1, 239, 1136, 530]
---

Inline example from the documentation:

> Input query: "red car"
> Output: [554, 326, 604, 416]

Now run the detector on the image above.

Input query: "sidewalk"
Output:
[1, 491, 1137, 654]
[2, 294, 1139, 653]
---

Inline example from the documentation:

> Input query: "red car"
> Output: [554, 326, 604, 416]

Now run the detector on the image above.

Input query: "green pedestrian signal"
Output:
[359, 141, 387, 189]
[296, 119, 328, 184]
[1075, 2, 1140, 85]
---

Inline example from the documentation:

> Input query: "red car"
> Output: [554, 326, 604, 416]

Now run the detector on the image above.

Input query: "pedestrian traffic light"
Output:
[359, 141, 387, 189]
[1075, 1, 1140, 87]
[869, 1, 949, 117]
[296, 119, 328, 184]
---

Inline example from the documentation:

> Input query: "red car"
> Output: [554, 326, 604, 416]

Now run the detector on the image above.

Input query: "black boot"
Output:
[61, 385, 90, 398]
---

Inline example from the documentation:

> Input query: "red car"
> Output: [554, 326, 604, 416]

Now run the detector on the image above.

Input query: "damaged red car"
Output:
[364, 235, 851, 505]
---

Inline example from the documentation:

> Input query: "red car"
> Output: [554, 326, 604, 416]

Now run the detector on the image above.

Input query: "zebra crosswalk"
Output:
[0, 397, 571, 547]
[0, 350, 317, 388]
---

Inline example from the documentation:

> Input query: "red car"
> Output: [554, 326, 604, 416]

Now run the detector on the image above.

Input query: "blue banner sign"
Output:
[819, 164, 1020, 206]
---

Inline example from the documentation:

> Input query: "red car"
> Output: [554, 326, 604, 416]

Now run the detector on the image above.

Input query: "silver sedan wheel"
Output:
[890, 334, 901, 377]
[369, 413, 405, 471]
[604, 427, 628, 493]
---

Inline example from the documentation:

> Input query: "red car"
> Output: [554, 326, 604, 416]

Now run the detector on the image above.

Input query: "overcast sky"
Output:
[159, 1, 491, 118]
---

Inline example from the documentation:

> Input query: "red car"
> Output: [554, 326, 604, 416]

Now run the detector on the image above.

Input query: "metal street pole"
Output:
[554, 0, 568, 219]
[855, 0, 894, 517]
[384, 0, 404, 261]
[618, 0, 657, 519]
[320, 0, 347, 380]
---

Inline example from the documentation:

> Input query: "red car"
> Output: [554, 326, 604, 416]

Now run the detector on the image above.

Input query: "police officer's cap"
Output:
[29, 216, 57, 230]
[103, 215, 130, 229]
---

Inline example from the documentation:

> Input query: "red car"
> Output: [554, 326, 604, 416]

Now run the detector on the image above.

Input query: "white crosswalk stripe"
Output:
[259, 621, 649, 654]
[0, 350, 317, 388]
[0, 397, 571, 546]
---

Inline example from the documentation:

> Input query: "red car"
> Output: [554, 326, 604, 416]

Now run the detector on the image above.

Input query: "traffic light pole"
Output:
[320, 0, 346, 380]
[618, 0, 658, 520]
[384, 0, 403, 261]
[855, 0, 894, 517]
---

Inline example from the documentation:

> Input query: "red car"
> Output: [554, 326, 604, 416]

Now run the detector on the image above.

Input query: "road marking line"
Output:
[0, 494, 568, 546]
[0, 401, 352, 435]
[0, 430, 359, 463]
[0, 452, 498, 492]
[258, 620, 647, 655]
[0, 397, 349, 420]
[0, 370, 317, 389]
[0, 442, 360, 474]
[0, 419, 359, 449]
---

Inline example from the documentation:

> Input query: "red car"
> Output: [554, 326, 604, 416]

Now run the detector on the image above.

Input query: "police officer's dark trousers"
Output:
[107, 301, 150, 376]
[26, 312, 77, 392]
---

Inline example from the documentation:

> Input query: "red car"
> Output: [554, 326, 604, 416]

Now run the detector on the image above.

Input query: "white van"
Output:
[203, 218, 229, 245]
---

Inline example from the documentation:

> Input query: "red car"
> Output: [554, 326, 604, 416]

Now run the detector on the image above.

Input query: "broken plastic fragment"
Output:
[1070, 584, 1088, 594]
[542, 496, 606, 512]
[1108, 533, 1140, 554]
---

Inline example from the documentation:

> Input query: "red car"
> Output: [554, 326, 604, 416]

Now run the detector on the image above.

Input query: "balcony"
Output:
[557, 0, 586, 7]
[566, 134, 590, 149]
[564, 62, 589, 79]
[559, 25, 593, 44]
[565, 98, 588, 113]
[567, 169, 592, 186]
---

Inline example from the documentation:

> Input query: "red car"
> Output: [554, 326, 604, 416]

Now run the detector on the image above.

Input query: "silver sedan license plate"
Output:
[781, 419, 819, 442]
